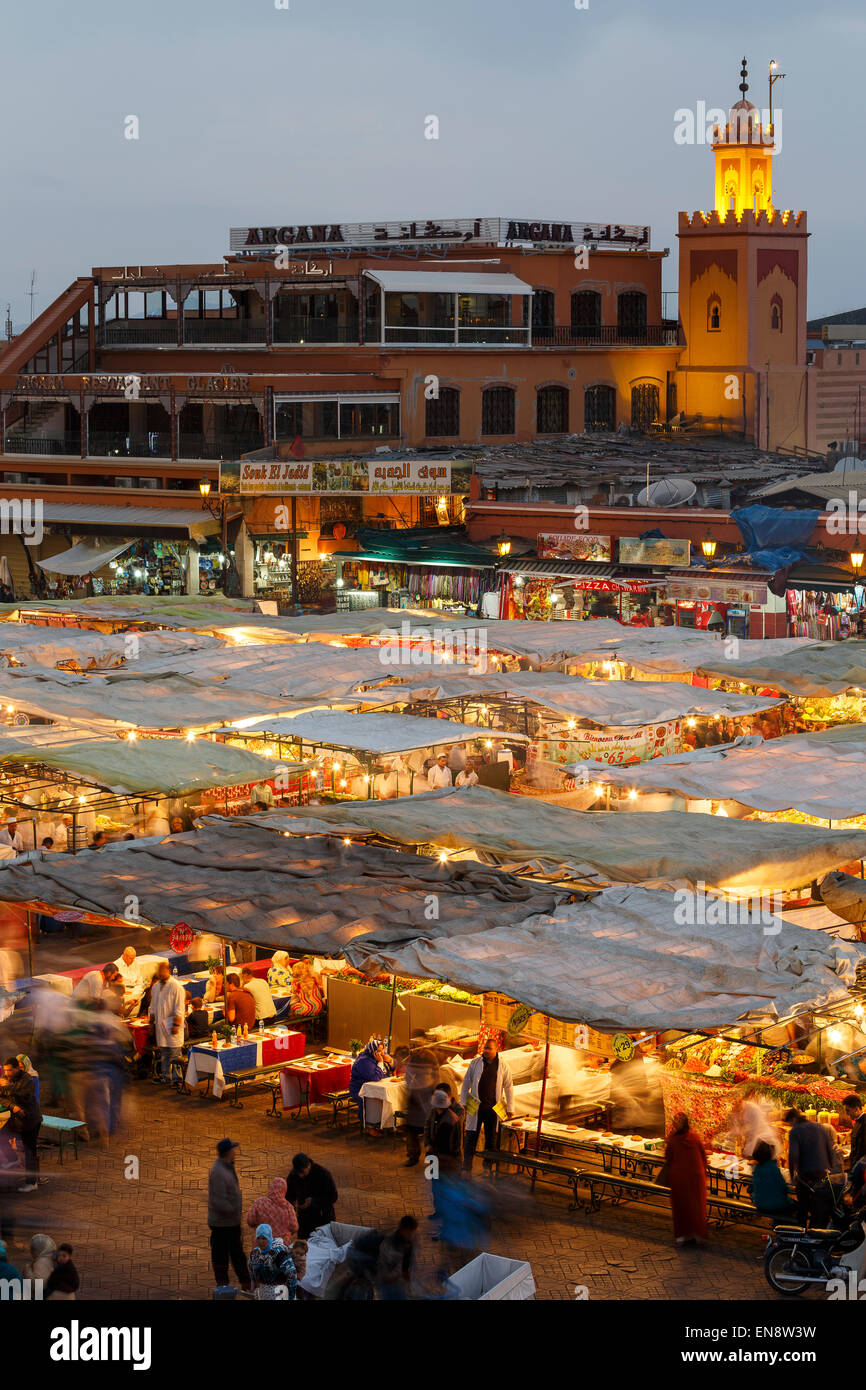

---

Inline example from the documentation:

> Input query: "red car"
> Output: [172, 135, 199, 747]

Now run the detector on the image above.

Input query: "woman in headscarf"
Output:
[289, 960, 324, 1018]
[245, 1176, 299, 1243]
[23, 1233, 57, 1282]
[349, 1037, 393, 1134]
[247, 1223, 298, 1301]
[267, 951, 292, 991]
[663, 1111, 708, 1246]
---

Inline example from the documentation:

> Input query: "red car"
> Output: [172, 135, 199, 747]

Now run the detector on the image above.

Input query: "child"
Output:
[45, 1244, 80, 1300]
[291, 1239, 309, 1298]
[186, 996, 210, 1041]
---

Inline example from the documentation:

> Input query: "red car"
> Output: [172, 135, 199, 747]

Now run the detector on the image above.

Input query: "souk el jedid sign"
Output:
[229, 456, 453, 496]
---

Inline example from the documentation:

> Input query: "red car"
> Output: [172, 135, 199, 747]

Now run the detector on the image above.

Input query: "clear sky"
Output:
[0, 0, 860, 329]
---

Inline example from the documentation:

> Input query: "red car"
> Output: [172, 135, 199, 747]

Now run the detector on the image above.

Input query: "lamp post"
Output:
[496, 531, 512, 557]
[767, 60, 785, 141]
[199, 473, 229, 593]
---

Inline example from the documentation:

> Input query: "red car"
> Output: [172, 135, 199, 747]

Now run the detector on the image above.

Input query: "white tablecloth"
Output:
[358, 1077, 408, 1129]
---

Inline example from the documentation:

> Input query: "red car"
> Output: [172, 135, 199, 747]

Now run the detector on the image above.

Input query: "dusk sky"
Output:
[2, 0, 861, 329]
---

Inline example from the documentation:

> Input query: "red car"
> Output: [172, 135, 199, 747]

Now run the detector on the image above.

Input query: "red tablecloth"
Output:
[261, 1030, 305, 1066]
[128, 1019, 152, 1054]
[280, 1058, 352, 1105]
[244, 958, 274, 979]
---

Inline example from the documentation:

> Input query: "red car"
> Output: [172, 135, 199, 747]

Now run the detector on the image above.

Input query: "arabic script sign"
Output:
[230, 218, 650, 253]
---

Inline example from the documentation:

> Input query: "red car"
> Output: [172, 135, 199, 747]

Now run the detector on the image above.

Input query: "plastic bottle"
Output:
[231, 1025, 237, 1045]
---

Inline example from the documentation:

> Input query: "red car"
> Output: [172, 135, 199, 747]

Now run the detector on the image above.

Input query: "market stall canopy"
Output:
[224, 711, 529, 754]
[359, 671, 783, 726]
[343, 883, 864, 1030]
[0, 624, 224, 670]
[567, 725, 866, 820]
[244, 786, 866, 891]
[36, 540, 134, 577]
[0, 821, 561, 946]
[0, 737, 298, 798]
[699, 640, 866, 697]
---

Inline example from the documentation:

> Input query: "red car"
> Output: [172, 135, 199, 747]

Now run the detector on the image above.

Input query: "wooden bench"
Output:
[221, 1064, 287, 1109]
[577, 1169, 762, 1228]
[321, 1090, 361, 1129]
[478, 1148, 583, 1209]
[37, 1115, 86, 1163]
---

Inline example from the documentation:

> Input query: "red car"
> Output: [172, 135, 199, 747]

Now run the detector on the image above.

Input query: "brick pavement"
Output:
[0, 1079, 811, 1301]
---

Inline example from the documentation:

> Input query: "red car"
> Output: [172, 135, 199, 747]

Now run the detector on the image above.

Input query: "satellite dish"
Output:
[636, 477, 698, 507]
[833, 457, 866, 471]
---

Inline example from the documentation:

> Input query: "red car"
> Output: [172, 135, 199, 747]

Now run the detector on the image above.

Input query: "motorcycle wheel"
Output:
[765, 1245, 812, 1296]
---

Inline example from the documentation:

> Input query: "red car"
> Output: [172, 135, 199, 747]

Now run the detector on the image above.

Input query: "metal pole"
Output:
[290, 496, 299, 607]
[26, 908, 34, 979]
[387, 974, 398, 1052]
[534, 1017, 551, 1157]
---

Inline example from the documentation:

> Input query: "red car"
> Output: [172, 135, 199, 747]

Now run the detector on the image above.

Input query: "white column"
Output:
[185, 545, 199, 595]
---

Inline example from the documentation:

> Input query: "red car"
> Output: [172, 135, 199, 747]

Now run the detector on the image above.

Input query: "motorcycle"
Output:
[764, 1198, 866, 1296]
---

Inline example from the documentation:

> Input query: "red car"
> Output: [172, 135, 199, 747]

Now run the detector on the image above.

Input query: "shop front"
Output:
[499, 555, 659, 623]
[664, 570, 784, 639]
[785, 566, 865, 639]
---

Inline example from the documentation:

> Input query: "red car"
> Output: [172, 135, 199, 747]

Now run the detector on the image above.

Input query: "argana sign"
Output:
[230, 218, 650, 253]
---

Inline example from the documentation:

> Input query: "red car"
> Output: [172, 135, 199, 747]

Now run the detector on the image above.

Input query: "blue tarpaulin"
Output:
[731, 506, 820, 552]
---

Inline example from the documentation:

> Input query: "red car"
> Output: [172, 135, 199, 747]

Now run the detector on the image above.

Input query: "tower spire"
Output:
[739, 56, 749, 97]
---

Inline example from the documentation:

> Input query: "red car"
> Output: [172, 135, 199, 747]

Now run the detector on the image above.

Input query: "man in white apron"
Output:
[148, 961, 186, 1081]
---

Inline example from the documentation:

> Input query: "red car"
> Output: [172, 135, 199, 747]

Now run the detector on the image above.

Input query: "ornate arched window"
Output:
[707, 295, 721, 331]
[770, 295, 783, 331]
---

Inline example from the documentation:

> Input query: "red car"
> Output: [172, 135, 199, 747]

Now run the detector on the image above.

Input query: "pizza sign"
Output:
[170, 922, 195, 953]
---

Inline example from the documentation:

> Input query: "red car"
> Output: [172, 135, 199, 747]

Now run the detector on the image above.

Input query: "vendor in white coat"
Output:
[427, 753, 453, 790]
[148, 960, 186, 1082]
[460, 1038, 514, 1171]
[0, 818, 25, 853]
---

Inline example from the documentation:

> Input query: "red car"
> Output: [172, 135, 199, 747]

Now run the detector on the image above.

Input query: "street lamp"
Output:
[701, 532, 718, 560]
[198, 476, 212, 501]
[851, 551, 864, 578]
[768, 59, 785, 138]
[496, 531, 512, 557]
[199, 472, 230, 593]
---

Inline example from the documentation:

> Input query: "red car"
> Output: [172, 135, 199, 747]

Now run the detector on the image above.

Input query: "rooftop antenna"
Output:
[4, 304, 12, 342]
[28, 270, 37, 324]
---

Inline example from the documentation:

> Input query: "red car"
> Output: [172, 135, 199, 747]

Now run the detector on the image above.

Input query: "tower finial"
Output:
[739, 57, 749, 97]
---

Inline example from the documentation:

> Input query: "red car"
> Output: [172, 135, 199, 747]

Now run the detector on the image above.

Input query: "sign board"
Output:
[507, 1002, 535, 1034]
[612, 1033, 636, 1061]
[537, 533, 612, 563]
[529, 719, 681, 769]
[221, 457, 471, 497]
[618, 537, 691, 568]
[170, 922, 195, 953]
[668, 580, 767, 606]
[230, 218, 651, 254]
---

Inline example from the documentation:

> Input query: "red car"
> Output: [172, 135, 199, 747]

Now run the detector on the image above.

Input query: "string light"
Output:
[438, 851, 448, 862]
[628, 789, 637, 800]
[185, 731, 196, 742]
[127, 731, 137, 742]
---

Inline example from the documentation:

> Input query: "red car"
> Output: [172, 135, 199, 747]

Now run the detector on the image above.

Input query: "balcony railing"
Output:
[177, 432, 265, 460]
[101, 321, 178, 345]
[4, 433, 82, 456]
[380, 324, 530, 345]
[183, 320, 267, 344]
[88, 431, 171, 458]
[273, 318, 359, 344]
[533, 323, 681, 346]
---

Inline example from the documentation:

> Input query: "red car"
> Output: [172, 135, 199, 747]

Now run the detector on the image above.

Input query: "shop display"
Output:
[787, 587, 863, 640]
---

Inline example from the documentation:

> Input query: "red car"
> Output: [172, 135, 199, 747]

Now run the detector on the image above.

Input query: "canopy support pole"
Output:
[533, 1018, 551, 1157]
[387, 974, 397, 1052]
[26, 908, 34, 980]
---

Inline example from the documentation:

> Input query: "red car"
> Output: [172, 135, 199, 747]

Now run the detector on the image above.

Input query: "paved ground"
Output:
[0, 1077, 801, 1302]
[0, 924, 810, 1301]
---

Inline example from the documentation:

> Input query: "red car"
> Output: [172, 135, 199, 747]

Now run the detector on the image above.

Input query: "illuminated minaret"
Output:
[676, 58, 809, 451]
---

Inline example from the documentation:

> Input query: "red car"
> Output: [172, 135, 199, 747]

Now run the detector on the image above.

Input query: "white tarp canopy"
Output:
[364, 269, 533, 296]
[246, 786, 866, 891]
[343, 883, 864, 1030]
[699, 640, 866, 697]
[0, 737, 296, 798]
[36, 540, 133, 576]
[360, 671, 783, 726]
[0, 624, 224, 670]
[226, 711, 528, 754]
[566, 725, 866, 820]
[0, 820, 559, 947]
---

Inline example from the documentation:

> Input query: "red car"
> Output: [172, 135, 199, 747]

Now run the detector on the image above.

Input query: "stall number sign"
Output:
[507, 1003, 535, 1034]
[612, 1033, 635, 1061]
[170, 922, 195, 953]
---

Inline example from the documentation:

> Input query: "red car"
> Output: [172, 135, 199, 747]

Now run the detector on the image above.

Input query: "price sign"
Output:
[612, 1033, 635, 1062]
[170, 921, 195, 953]
[507, 1002, 534, 1034]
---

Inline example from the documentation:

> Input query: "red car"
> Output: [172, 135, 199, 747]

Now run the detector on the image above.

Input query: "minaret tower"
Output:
[676, 58, 809, 450]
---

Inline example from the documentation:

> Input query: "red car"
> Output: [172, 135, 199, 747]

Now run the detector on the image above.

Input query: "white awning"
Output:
[364, 270, 533, 296]
[37, 540, 133, 577]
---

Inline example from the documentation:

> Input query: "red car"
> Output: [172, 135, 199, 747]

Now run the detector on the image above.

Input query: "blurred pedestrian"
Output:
[207, 1138, 249, 1291]
[23, 1233, 56, 1282]
[148, 961, 185, 1082]
[375, 1215, 418, 1300]
[663, 1111, 708, 1245]
[402, 1046, 438, 1167]
[425, 1087, 462, 1220]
